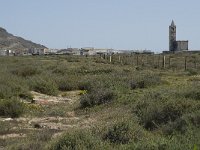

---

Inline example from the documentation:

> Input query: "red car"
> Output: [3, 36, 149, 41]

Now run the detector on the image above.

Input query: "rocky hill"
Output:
[0, 27, 46, 50]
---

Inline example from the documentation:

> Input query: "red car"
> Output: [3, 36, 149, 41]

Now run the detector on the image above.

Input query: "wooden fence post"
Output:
[136, 55, 139, 66]
[146, 55, 148, 65]
[184, 56, 187, 71]
[158, 55, 160, 68]
[152, 55, 155, 68]
[103, 54, 106, 59]
[118, 55, 121, 63]
[109, 55, 112, 63]
[121, 56, 123, 65]
[141, 55, 144, 66]
[163, 55, 166, 68]
[194, 57, 197, 69]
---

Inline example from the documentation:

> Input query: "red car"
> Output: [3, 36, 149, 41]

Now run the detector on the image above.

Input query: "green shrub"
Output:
[130, 81, 137, 90]
[66, 57, 80, 62]
[162, 118, 188, 135]
[125, 139, 168, 150]
[0, 79, 27, 99]
[80, 88, 115, 108]
[130, 73, 161, 90]
[187, 111, 200, 128]
[104, 122, 132, 144]
[187, 69, 198, 76]
[32, 129, 56, 142]
[55, 77, 77, 91]
[78, 81, 92, 91]
[45, 106, 66, 117]
[30, 77, 58, 96]
[52, 66, 67, 75]
[11, 66, 41, 77]
[0, 98, 25, 118]
[139, 74, 161, 87]
[0, 84, 12, 99]
[0, 121, 12, 134]
[134, 92, 185, 130]
[142, 104, 182, 130]
[137, 80, 145, 89]
[164, 128, 200, 150]
[95, 58, 108, 64]
[49, 130, 107, 150]
[184, 87, 200, 100]
[175, 83, 200, 100]
[19, 91, 33, 101]
[0, 75, 29, 99]
[8, 141, 44, 150]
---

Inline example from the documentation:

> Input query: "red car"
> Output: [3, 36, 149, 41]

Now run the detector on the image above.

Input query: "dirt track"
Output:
[0, 91, 95, 140]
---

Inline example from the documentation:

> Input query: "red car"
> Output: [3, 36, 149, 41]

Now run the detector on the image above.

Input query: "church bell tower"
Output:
[169, 20, 177, 51]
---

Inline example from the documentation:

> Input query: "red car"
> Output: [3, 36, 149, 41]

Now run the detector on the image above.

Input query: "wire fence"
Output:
[93, 53, 200, 71]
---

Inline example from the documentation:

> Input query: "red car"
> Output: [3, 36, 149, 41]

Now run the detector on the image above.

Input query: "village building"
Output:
[0, 49, 15, 56]
[57, 48, 80, 55]
[28, 48, 46, 55]
[169, 20, 188, 52]
[80, 47, 114, 56]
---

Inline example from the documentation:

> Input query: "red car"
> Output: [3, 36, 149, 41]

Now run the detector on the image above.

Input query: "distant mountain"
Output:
[0, 27, 46, 50]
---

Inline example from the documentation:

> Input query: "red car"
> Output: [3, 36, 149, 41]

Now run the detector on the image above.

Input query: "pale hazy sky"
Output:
[1, 0, 200, 52]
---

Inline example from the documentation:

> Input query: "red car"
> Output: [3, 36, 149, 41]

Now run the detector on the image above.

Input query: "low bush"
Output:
[8, 141, 44, 150]
[95, 58, 108, 64]
[11, 66, 41, 77]
[164, 128, 200, 150]
[0, 98, 25, 118]
[78, 68, 113, 75]
[130, 81, 137, 90]
[30, 77, 58, 96]
[186, 111, 200, 128]
[66, 57, 80, 62]
[184, 86, 200, 100]
[0, 75, 29, 99]
[32, 129, 56, 142]
[187, 69, 198, 76]
[162, 118, 188, 135]
[134, 92, 186, 130]
[130, 73, 161, 90]
[52, 65, 68, 75]
[55, 77, 77, 91]
[80, 88, 115, 108]
[77, 80, 92, 91]
[0, 121, 12, 134]
[49, 130, 107, 150]
[104, 122, 132, 144]
[45, 106, 66, 117]
[19, 91, 33, 101]
[0, 84, 12, 99]
[142, 104, 182, 130]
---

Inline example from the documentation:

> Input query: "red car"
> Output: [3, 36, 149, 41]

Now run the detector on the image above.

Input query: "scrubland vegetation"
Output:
[0, 54, 200, 150]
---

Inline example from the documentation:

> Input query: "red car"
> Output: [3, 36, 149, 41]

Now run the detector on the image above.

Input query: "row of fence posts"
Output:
[98, 54, 197, 71]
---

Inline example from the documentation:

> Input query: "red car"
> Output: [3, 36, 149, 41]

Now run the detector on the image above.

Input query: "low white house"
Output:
[80, 47, 95, 55]
[0, 49, 15, 56]
[80, 47, 113, 56]
[57, 48, 80, 55]
[28, 48, 46, 55]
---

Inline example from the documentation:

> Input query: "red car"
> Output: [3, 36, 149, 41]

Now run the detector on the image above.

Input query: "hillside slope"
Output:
[0, 27, 46, 50]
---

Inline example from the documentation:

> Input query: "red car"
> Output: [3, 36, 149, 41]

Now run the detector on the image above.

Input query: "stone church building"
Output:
[169, 20, 188, 51]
